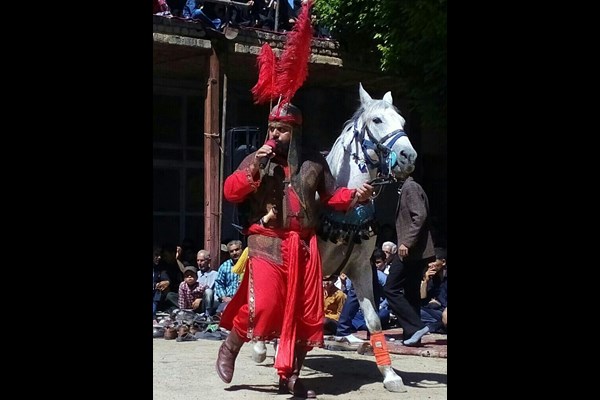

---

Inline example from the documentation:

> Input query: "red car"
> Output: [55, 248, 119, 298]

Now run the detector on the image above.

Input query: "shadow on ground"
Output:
[301, 353, 447, 397]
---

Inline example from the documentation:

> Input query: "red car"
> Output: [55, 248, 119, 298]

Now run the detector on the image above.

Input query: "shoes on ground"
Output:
[334, 334, 364, 344]
[176, 333, 197, 342]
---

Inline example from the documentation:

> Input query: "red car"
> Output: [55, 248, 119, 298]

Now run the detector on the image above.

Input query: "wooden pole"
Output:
[218, 74, 227, 267]
[274, 0, 280, 32]
[204, 48, 221, 267]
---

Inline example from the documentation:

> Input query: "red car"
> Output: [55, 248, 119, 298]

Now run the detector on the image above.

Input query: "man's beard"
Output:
[273, 140, 289, 164]
[275, 139, 289, 153]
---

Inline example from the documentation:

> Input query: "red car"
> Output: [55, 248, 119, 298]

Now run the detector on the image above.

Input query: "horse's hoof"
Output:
[383, 377, 407, 393]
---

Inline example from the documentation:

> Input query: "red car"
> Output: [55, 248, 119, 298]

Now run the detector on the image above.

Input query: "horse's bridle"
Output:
[352, 116, 407, 186]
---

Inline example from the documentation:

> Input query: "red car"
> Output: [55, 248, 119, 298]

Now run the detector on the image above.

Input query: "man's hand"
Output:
[423, 265, 437, 282]
[156, 280, 170, 291]
[399, 243, 409, 258]
[355, 182, 374, 203]
[192, 299, 202, 310]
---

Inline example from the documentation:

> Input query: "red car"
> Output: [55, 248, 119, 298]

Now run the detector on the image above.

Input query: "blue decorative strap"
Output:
[325, 202, 375, 226]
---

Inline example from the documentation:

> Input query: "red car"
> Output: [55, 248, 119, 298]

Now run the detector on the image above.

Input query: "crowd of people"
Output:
[152, 236, 448, 339]
[153, 0, 331, 37]
[152, 239, 244, 323]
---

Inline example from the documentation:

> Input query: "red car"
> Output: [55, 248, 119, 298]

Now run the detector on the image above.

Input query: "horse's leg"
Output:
[349, 258, 407, 393]
[252, 340, 267, 363]
[251, 339, 278, 363]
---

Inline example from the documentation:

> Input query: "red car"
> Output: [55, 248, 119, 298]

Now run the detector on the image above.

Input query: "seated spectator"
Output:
[371, 248, 392, 327]
[153, 246, 178, 318]
[252, 0, 276, 30]
[351, 249, 392, 330]
[153, 0, 171, 15]
[334, 249, 391, 342]
[196, 249, 219, 315]
[178, 266, 207, 312]
[167, 0, 186, 17]
[334, 272, 349, 293]
[229, 0, 256, 27]
[381, 241, 397, 275]
[419, 248, 447, 334]
[214, 240, 243, 314]
[323, 275, 346, 335]
[283, 0, 305, 30]
[161, 243, 183, 301]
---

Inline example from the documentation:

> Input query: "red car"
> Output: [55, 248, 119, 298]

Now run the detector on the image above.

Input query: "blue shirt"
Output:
[215, 259, 240, 299]
[198, 269, 218, 290]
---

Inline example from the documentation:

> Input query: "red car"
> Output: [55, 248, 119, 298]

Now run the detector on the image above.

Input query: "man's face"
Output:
[228, 244, 243, 262]
[196, 253, 211, 272]
[427, 259, 446, 272]
[382, 246, 394, 262]
[267, 123, 292, 155]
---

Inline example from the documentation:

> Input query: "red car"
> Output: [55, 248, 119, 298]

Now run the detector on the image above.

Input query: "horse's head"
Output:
[356, 83, 416, 180]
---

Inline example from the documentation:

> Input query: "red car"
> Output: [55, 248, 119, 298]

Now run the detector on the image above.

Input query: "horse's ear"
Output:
[383, 91, 393, 105]
[359, 82, 372, 105]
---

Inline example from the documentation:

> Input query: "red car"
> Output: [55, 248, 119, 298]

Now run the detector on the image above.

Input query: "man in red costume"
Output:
[216, 102, 374, 398]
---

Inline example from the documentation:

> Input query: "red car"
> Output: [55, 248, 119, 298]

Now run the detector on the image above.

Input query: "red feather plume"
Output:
[251, 43, 277, 104]
[275, 0, 314, 105]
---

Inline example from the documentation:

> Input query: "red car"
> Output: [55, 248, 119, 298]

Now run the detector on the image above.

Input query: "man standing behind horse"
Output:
[216, 102, 374, 398]
[384, 173, 435, 346]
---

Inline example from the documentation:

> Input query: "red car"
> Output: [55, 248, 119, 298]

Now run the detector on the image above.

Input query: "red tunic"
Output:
[220, 165, 356, 378]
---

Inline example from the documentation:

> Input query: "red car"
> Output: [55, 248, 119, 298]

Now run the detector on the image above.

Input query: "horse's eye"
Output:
[372, 117, 382, 124]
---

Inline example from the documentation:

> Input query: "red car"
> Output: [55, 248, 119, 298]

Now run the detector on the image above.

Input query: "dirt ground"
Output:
[153, 336, 447, 399]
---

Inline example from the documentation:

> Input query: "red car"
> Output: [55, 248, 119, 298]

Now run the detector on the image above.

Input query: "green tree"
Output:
[314, 0, 446, 132]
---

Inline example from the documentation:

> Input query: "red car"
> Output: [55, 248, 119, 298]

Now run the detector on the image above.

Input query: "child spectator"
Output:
[178, 266, 207, 311]
[323, 275, 346, 335]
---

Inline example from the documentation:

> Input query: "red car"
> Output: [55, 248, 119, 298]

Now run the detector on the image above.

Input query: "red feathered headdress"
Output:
[251, 0, 314, 111]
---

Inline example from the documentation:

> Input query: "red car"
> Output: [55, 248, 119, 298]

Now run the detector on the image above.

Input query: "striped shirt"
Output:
[215, 259, 240, 299]
[178, 281, 206, 309]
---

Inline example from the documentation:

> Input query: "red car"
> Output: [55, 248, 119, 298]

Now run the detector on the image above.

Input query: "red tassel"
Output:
[275, 0, 314, 105]
[251, 44, 278, 104]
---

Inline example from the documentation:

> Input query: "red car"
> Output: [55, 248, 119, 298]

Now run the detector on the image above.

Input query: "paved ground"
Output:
[153, 330, 447, 399]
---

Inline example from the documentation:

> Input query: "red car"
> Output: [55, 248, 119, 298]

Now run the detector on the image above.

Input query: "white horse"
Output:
[252, 83, 417, 393]
[318, 83, 416, 392]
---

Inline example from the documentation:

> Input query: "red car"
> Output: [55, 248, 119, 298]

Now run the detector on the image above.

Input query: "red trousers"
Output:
[220, 230, 324, 377]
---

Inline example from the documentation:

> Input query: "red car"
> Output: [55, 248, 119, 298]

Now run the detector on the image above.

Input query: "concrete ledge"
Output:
[233, 44, 341, 66]
[153, 32, 212, 49]
[154, 14, 341, 60]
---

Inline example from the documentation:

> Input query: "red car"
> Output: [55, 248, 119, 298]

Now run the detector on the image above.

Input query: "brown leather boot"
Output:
[278, 374, 317, 398]
[215, 330, 245, 383]
[277, 347, 317, 398]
